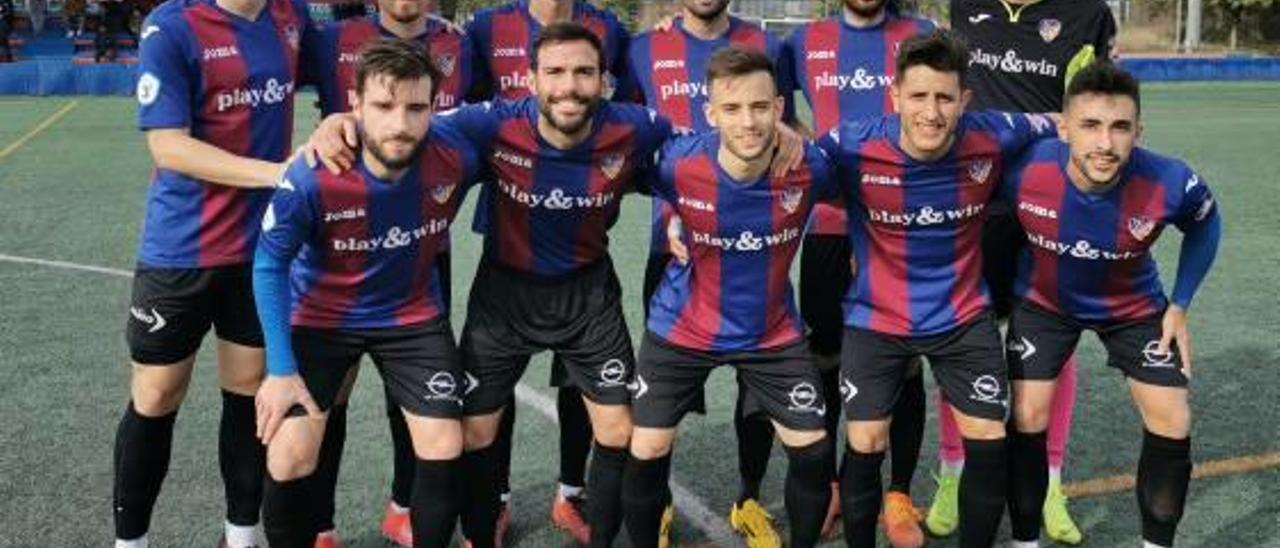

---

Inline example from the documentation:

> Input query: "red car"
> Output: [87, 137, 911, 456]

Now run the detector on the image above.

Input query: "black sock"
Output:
[460, 444, 501, 548]
[820, 367, 842, 475]
[1008, 431, 1048, 541]
[735, 384, 774, 502]
[784, 438, 835, 547]
[411, 457, 463, 548]
[1138, 430, 1191, 547]
[387, 392, 414, 508]
[959, 438, 1008, 548]
[840, 446, 884, 548]
[888, 374, 925, 494]
[622, 453, 672, 548]
[113, 402, 177, 540]
[587, 442, 629, 547]
[263, 474, 321, 548]
[557, 385, 592, 490]
[219, 391, 265, 527]
[494, 396, 516, 499]
[314, 403, 348, 531]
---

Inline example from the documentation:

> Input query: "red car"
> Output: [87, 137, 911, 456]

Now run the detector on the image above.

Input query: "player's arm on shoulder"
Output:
[145, 129, 288, 189]
[980, 111, 1059, 155]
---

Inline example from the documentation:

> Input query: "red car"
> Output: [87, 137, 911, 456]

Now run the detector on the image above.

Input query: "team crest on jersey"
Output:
[600, 153, 625, 180]
[1039, 19, 1061, 43]
[780, 186, 803, 214]
[1128, 216, 1155, 241]
[967, 159, 993, 185]
[431, 183, 457, 204]
[284, 24, 300, 51]
[435, 53, 456, 77]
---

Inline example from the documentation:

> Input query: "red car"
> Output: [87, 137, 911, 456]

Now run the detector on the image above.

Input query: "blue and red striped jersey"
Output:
[439, 97, 673, 278]
[135, 0, 311, 268]
[466, 0, 629, 101]
[305, 15, 472, 115]
[786, 13, 934, 236]
[626, 16, 794, 132]
[257, 123, 481, 328]
[647, 133, 837, 352]
[626, 16, 796, 260]
[1003, 139, 1219, 322]
[817, 111, 1056, 336]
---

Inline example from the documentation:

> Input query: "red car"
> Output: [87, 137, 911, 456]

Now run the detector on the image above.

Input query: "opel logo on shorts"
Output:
[425, 371, 458, 396]
[599, 359, 627, 386]
[1141, 341, 1177, 369]
[970, 375, 1002, 404]
[789, 382, 818, 410]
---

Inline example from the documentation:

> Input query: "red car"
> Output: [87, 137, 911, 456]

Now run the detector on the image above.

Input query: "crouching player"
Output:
[250, 39, 481, 548]
[1002, 62, 1221, 548]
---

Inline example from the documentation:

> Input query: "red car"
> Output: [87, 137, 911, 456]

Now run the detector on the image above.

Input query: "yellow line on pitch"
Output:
[0, 99, 81, 162]
[1063, 450, 1280, 499]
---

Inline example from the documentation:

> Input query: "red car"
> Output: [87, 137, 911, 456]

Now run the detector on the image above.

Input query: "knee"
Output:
[411, 420, 464, 460]
[958, 417, 1006, 441]
[131, 381, 186, 417]
[847, 423, 889, 453]
[590, 406, 633, 448]
[219, 361, 264, 396]
[629, 435, 672, 461]
[1012, 398, 1050, 433]
[463, 413, 501, 451]
[267, 442, 318, 481]
[1143, 406, 1191, 440]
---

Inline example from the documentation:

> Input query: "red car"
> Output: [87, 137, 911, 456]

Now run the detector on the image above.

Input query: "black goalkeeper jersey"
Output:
[951, 0, 1116, 112]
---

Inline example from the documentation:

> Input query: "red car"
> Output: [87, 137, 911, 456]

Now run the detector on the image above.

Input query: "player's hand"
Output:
[427, 13, 464, 34]
[849, 254, 858, 279]
[666, 215, 688, 265]
[653, 13, 676, 31]
[306, 113, 360, 175]
[1158, 305, 1192, 379]
[771, 124, 805, 178]
[255, 373, 321, 445]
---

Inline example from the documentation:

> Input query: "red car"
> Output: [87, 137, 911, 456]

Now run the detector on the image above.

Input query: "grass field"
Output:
[1, 83, 1278, 547]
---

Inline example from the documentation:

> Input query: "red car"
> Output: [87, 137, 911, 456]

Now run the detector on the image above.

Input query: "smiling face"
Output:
[891, 64, 971, 161]
[1062, 92, 1141, 189]
[531, 39, 604, 139]
[843, 0, 887, 18]
[682, 0, 730, 22]
[378, 0, 428, 24]
[706, 69, 781, 163]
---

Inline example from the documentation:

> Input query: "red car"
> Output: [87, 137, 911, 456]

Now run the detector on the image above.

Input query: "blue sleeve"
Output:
[606, 18, 632, 102]
[254, 161, 316, 376]
[1170, 172, 1221, 309]
[651, 139, 680, 203]
[973, 111, 1058, 157]
[769, 34, 798, 125]
[465, 14, 494, 99]
[137, 15, 193, 130]
[436, 101, 500, 152]
[809, 144, 839, 201]
[297, 21, 331, 91]
[640, 107, 677, 156]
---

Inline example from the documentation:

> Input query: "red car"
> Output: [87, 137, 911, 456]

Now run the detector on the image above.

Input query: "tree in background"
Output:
[1209, 0, 1277, 48]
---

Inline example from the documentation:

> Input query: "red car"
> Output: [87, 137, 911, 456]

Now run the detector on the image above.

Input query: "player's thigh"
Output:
[1126, 379, 1190, 439]
[838, 327, 914, 423]
[368, 319, 467, 426]
[1007, 303, 1081, 431]
[557, 299, 635, 409]
[800, 234, 852, 358]
[215, 339, 264, 396]
[926, 312, 1010, 430]
[735, 341, 828, 446]
[1100, 311, 1189, 389]
[125, 267, 215, 369]
[629, 332, 715, 432]
[291, 327, 364, 413]
[210, 264, 264, 354]
[458, 314, 533, 422]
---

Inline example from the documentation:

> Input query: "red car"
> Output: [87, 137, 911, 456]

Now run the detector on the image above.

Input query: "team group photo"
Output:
[0, 0, 1276, 545]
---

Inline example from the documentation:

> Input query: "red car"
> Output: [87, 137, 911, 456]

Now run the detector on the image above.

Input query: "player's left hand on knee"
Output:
[771, 124, 805, 178]
[1159, 305, 1192, 379]
[255, 373, 321, 445]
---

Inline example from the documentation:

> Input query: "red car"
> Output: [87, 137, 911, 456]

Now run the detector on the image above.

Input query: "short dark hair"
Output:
[1066, 61, 1142, 115]
[531, 22, 605, 71]
[706, 45, 776, 94]
[895, 29, 969, 85]
[355, 38, 441, 99]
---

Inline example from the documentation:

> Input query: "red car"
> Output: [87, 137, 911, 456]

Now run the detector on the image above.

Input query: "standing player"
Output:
[463, 2, 631, 541]
[625, 1, 796, 544]
[926, 0, 1117, 541]
[814, 30, 1056, 548]
[114, 0, 310, 546]
[252, 38, 481, 548]
[1002, 62, 1219, 548]
[301, 1, 470, 545]
[783, 0, 934, 542]
[622, 45, 836, 548]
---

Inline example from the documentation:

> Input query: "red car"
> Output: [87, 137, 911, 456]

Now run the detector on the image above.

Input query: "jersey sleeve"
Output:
[637, 106, 678, 157]
[651, 138, 682, 204]
[253, 159, 317, 376]
[767, 33, 798, 124]
[605, 16, 633, 101]
[808, 143, 840, 201]
[972, 111, 1059, 157]
[257, 159, 318, 260]
[464, 12, 495, 100]
[136, 16, 194, 130]
[1169, 168, 1221, 309]
[434, 100, 502, 153]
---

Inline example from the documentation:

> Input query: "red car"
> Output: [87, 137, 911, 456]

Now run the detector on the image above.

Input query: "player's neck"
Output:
[717, 143, 770, 183]
[216, 0, 266, 20]
[842, 6, 887, 28]
[361, 149, 408, 183]
[537, 115, 592, 150]
[379, 14, 427, 39]
[527, 0, 573, 25]
[679, 13, 731, 40]
[897, 131, 956, 163]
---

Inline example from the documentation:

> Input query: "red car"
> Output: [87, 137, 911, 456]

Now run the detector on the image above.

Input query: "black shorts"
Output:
[800, 234, 852, 356]
[461, 257, 634, 415]
[632, 332, 828, 431]
[291, 317, 464, 419]
[841, 311, 1008, 422]
[125, 264, 264, 365]
[1007, 302, 1187, 387]
[981, 204, 1027, 320]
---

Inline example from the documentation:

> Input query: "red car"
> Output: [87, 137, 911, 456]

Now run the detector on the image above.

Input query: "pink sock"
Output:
[1047, 354, 1078, 470]
[938, 391, 965, 466]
